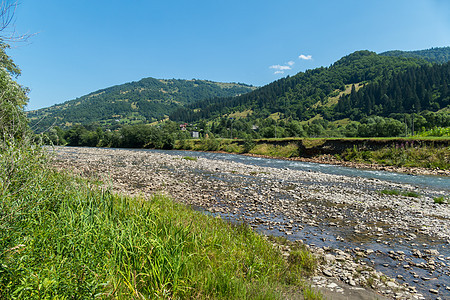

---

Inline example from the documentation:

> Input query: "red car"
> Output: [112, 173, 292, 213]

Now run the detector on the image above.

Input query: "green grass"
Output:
[380, 189, 420, 197]
[182, 155, 197, 161]
[417, 126, 450, 137]
[303, 286, 324, 300]
[434, 196, 449, 204]
[1, 139, 318, 299]
[344, 145, 450, 170]
[250, 143, 299, 158]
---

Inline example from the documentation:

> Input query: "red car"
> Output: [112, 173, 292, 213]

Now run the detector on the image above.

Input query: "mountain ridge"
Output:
[27, 77, 256, 133]
[28, 47, 450, 134]
[170, 50, 436, 122]
[379, 46, 450, 64]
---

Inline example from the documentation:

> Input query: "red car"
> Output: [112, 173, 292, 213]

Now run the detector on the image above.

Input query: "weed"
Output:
[250, 143, 299, 158]
[380, 189, 401, 196]
[303, 286, 323, 300]
[434, 196, 448, 204]
[403, 191, 420, 198]
[182, 156, 197, 161]
[343, 144, 450, 170]
[288, 246, 318, 276]
[380, 189, 420, 198]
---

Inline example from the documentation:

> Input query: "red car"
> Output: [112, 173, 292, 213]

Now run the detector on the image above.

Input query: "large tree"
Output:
[0, 1, 29, 140]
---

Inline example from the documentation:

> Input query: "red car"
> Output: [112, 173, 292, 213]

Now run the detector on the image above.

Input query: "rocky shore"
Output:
[50, 147, 450, 300]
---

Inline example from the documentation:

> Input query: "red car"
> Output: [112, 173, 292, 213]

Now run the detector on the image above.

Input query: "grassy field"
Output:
[0, 139, 320, 299]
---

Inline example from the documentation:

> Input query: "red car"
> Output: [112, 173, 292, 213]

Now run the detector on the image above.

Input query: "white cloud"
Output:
[270, 64, 292, 71]
[287, 60, 295, 66]
[274, 70, 284, 74]
[298, 54, 312, 60]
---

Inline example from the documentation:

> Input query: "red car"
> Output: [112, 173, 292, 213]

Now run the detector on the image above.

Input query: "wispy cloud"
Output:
[298, 54, 312, 60]
[270, 64, 292, 71]
[269, 63, 294, 74]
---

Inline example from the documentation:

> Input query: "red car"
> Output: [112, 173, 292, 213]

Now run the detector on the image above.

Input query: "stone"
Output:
[324, 254, 335, 263]
[327, 282, 338, 289]
[386, 281, 398, 288]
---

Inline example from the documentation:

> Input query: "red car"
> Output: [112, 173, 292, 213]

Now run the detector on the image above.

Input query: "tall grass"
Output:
[343, 144, 450, 170]
[1, 139, 318, 299]
[250, 143, 299, 158]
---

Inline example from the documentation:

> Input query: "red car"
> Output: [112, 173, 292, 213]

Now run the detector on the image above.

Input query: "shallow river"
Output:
[55, 147, 450, 299]
[150, 149, 450, 193]
[147, 149, 450, 299]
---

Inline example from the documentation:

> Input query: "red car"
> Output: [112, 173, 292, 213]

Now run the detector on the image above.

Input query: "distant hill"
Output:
[380, 46, 450, 64]
[171, 50, 441, 123]
[27, 78, 256, 133]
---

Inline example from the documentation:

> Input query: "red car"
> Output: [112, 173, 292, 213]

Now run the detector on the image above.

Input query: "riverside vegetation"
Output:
[40, 119, 450, 174]
[1, 142, 321, 299]
[0, 35, 323, 299]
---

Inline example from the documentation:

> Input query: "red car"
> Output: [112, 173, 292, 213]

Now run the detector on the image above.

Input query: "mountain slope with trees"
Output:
[27, 78, 256, 133]
[170, 50, 434, 123]
[380, 46, 450, 64]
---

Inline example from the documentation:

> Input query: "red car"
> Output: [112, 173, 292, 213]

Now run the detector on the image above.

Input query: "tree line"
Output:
[42, 109, 450, 149]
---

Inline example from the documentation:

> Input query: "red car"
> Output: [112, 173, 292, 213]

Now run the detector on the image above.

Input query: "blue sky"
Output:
[7, 0, 450, 110]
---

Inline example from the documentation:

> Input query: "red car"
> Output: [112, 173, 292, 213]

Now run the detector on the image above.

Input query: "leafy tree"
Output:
[0, 43, 29, 140]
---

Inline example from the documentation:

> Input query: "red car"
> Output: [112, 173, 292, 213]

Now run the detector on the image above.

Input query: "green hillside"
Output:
[170, 50, 435, 122]
[380, 46, 450, 64]
[27, 78, 256, 133]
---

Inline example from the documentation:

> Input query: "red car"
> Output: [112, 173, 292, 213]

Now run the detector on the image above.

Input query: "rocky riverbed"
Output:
[50, 147, 450, 300]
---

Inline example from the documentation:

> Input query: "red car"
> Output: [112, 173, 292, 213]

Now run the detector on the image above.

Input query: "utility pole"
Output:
[275, 119, 277, 139]
[404, 115, 407, 136]
[230, 117, 233, 139]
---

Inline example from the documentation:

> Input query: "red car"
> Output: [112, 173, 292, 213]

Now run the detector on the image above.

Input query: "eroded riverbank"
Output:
[51, 147, 450, 299]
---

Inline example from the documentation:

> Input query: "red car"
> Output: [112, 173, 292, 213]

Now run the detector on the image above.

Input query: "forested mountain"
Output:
[27, 78, 256, 133]
[335, 62, 449, 119]
[380, 47, 450, 64]
[170, 51, 436, 123]
[41, 50, 450, 145]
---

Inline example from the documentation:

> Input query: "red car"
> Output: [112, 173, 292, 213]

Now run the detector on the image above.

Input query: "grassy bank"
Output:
[175, 137, 450, 170]
[340, 144, 450, 170]
[1, 140, 319, 299]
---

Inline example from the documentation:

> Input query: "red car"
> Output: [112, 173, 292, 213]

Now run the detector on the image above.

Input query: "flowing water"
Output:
[149, 149, 450, 193]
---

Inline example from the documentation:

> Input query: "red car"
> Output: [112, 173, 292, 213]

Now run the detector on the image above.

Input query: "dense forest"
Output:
[335, 62, 449, 119]
[27, 78, 255, 133]
[380, 47, 450, 64]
